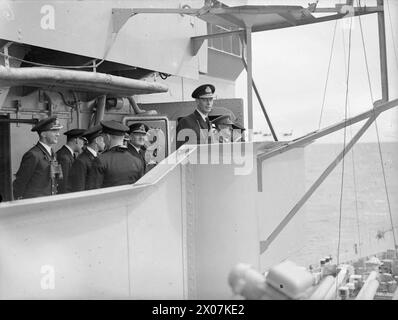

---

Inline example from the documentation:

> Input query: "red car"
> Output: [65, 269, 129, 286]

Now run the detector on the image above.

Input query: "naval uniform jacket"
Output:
[176, 110, 211, 149]
[90, 145, 143, 189]
[67, 148, 97, 192]
[56, 145, 74, 194]
[127, 143, 146, 178]
[13, 142, 56, 199]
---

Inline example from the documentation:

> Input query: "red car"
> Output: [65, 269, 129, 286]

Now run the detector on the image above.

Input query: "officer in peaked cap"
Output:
[212, 114, 234, 126]
[211, 114, 246, 143]
[191, 84, 215, 99]
[67, 125, 106, 192]
[100, 120, 129, 137]
[56, 128, 86, 194]
[13, 116, 64, 200]
[176, 84, 216, 149]
[82, 124, 104, 143]
[31, 116, 63, 133]
[127, 123, 150, 178]
[211, 114, 246, 130]
[90, 120, 143, 189]
[129, 123, 149, 135]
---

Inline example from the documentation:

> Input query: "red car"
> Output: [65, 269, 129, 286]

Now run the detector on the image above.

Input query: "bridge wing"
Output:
[198, 5, 316, 31]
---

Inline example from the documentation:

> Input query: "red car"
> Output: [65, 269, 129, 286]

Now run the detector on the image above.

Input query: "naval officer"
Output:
[176, 84, 215, 149]
[13, 116, 63, 200]
[56, 128, 86, 193]
[90, 120, 143, 189]
[127, 123, 149, 178]
[67, 125, 105, 192]
[211, 114, 245, 143]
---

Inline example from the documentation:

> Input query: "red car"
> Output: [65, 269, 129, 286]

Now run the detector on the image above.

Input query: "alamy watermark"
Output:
[160, 128, 256, 176]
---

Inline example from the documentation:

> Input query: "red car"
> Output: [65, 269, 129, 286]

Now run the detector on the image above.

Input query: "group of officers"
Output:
[12, 84, 245, 200]
[13, 118, 150, 200]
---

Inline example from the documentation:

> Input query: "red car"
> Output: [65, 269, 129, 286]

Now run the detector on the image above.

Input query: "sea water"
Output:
[288, 142, 398, 267]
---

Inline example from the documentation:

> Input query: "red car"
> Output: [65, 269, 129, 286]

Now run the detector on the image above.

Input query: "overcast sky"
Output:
[234, 0, 398, 142]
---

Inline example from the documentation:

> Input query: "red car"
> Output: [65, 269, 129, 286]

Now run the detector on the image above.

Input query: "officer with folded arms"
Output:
[13, 116, 63, 200]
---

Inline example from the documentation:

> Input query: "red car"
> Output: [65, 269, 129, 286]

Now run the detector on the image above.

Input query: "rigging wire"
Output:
[341, 26, 363, 258]
[344, 50, 363, 260]
[357, 1, 398, 251]
[349, 129, 362, 257]
[340, 1, 363, 258]
[346, 100, 362, 257]
[318, 19, 339, 129]
[336, 16, 353, 270]
[354, 0, 374, 253]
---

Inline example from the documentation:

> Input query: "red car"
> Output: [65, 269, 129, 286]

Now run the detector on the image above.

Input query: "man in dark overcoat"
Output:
[176, 84, 215, 149]
[13, 116, 63, 200]
[90, 120, 143, 189]
[56, 128, 86, 193]
[67, 125, 105, 192]
[127, 123, 149, 178]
